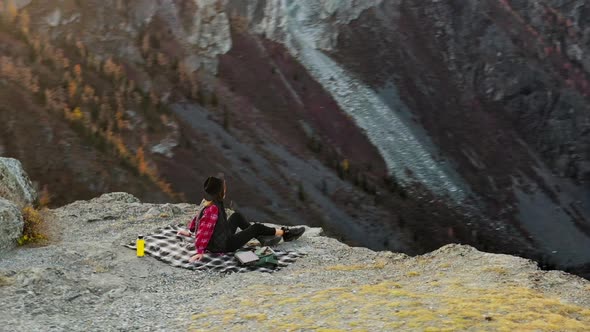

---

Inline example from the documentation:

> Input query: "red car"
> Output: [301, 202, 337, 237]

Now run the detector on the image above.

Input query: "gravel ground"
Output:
[1, 192, 589, 331]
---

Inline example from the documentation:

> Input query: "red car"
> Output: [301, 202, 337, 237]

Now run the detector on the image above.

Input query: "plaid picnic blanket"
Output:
[124, 225, 305, 273]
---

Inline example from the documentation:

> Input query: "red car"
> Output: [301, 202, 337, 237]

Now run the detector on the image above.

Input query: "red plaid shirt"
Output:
[188, 205, 219, 254]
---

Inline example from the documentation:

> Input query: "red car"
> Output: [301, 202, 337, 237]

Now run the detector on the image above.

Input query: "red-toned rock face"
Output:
[2, 0, 590, 277]
[232, 0, 590, 269]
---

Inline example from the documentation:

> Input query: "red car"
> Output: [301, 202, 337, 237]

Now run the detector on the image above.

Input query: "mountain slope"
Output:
[0, 0, 589, 275]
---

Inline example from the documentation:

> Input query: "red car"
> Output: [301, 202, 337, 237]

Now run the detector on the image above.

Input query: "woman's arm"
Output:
[177, 214, 198, 237]
[188, 214, 198, 233]
[194, 205, 219, 254]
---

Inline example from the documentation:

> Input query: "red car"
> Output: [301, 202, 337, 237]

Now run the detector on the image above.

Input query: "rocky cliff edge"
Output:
[0, 192, 589, 331]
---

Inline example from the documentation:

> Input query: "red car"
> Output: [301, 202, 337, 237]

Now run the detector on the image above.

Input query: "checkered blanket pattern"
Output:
[125, 224, 304, 273]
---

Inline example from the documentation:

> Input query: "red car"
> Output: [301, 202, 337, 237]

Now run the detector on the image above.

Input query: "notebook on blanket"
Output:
[124, 224, 304, 273]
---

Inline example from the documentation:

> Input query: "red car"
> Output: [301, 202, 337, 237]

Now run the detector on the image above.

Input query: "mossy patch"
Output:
[0, 275, 14, 287]
[82, 259, 111, 273]
[325, 260, 387, 271]
[191, 280, 590, 331]
[482, 266, 509, 275]
[17, 205, 47, 245]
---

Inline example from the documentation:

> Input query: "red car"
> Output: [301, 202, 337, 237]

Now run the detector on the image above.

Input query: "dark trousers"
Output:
[225, 212, 276, 252]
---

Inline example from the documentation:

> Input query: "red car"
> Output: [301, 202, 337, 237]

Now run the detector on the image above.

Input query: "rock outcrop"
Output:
[0, 158, 38, 208]
[0, 192, 589, 331]
[0, 198, 24, 251]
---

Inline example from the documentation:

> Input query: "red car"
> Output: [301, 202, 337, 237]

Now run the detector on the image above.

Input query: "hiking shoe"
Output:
[256, 235, 282, 246]
[282, 227, 305, 242]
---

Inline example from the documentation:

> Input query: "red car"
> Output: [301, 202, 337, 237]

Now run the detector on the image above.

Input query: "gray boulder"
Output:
[0, 198, 24, 251]
[89, 192, 140, 204]
[0, 158, 38, 208]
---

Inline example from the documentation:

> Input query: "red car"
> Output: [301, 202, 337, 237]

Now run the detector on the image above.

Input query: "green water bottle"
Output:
[136, 235, 145, 257]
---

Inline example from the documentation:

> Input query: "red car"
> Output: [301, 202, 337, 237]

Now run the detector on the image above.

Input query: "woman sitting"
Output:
[178, 176, 305, 262]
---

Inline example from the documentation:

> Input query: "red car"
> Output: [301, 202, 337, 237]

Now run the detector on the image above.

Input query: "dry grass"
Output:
[17, 205, 47, 245]
[483, 266, 509, 275]
[189, 280, 590, 331]
[325, 260, 387, 271]
[81, 258, 111, 273]
[0, 275, 14, 287]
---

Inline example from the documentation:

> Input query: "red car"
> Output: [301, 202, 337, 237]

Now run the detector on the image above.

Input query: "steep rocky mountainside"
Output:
[0, 0, 589, 275]
[1, 191, 589, 331]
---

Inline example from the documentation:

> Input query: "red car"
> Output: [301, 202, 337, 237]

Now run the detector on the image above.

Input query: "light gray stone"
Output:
[0, 157, 38, 208]
[45, 8, 62, 27]
[14, 0, 32, 9]
[89, 192, 141, 204]
[151, 137, 178, 158]
[0, 198, 23, 251]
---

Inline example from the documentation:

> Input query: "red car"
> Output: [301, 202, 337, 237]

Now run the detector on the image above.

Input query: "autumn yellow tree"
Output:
[115, 109, 126, 131]
[0, 56, 17, 81]
[29, 75, 39, 93]
[156, 52, 169, 67]
[30, 37, 42, 61]
[73, 64, 82, 81]
[62, 57, 70, 69]
[81, 85, 95, 104]
[68, 80, 78, 100]
[4, 0, 18, 24]
[136, 147, 148, 175]
[71, 107, 83, 121]
[18, 10, 30, 36]
[75, 40, 86, 58]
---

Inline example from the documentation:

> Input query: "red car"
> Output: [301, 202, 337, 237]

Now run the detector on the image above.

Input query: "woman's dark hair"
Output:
[203, 176, 225, 203]
[212, 185, 225, 202]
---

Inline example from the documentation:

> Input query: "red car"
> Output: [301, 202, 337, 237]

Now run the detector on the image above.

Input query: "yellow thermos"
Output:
[137, 235, 145, 257]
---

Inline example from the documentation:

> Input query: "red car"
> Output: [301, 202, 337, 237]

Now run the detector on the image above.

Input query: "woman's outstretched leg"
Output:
[225, 223, 277, 252]
[227, 212, 252, 233]
[225, 224, 306, 251]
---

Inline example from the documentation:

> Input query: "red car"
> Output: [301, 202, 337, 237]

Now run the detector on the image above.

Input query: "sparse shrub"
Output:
[340, 159, 350, 178]
[17, 205, 47, 245]
[307, 136, 323, 153]
[0, 274, 14, 287]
